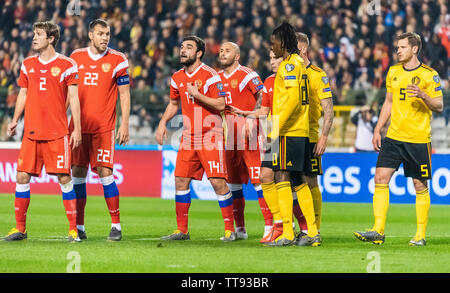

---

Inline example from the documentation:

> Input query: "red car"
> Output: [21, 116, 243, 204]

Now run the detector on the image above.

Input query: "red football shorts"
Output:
[72, 130, 115, 173]
[225, 148, 262, 184]
[17, 135, 71, 176]
[175, 141, 227, 180]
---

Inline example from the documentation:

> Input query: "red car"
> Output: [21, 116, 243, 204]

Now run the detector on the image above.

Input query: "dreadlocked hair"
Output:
[272, 22, 299, 55]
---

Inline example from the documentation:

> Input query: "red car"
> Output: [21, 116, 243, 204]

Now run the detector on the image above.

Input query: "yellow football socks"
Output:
[275, 181, 294, 240]
[415, 188, 430, 240]
[294, 183, 318, 237]
[372, 184, 390, 234]
[310, 186, 322, 231]
[261, 181, 282, 222]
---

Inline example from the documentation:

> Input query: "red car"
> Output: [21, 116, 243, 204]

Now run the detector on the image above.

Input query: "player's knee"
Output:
[413, 178, 428, 191]
[98, 167, 113, 178]
[16, 172, 31, 184]
[259, 168, 274, 183]
[274, 171, 289, 183]
[374, 171, 390, 184]
[58, 174, 72, 184]
[72, 166, 88, 178]
[175, 177, 191, 191]
[209, 178, 228, 194]
[305, 175, 318, 188]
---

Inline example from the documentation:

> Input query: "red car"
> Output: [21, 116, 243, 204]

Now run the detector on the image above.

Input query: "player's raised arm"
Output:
[68, 84, 82, 149]
[156, 98, 180, 145]
[7, 87, 27, 137]
[117, 83, 131, 145]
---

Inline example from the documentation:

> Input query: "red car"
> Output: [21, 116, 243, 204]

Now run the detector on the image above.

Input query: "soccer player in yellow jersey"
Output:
[296, 32, 334, 235]
[354, 32, 444, 246]
[263, 22, 321, 246]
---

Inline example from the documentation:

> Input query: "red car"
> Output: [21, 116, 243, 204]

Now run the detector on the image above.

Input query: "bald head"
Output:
[219, 42, 240, 68]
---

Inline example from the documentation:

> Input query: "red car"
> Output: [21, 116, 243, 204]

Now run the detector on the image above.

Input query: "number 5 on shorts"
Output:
[420, 164, 429, 178]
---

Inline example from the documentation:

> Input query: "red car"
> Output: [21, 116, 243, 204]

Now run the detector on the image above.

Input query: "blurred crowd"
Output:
[0, 0, 449, 140]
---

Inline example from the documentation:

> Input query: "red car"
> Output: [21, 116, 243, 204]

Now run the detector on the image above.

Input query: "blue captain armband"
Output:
[117, 75, 130, 85]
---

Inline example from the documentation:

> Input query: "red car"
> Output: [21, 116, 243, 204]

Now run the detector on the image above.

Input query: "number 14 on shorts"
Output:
[208, 161, 221, 173]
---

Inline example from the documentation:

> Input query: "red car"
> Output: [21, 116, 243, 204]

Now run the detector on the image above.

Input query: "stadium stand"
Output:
[0, 0, 448, 148]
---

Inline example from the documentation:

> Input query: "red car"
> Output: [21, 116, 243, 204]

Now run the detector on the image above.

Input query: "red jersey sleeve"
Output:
[114, 56, 129, 78]
[17, 63, 28, 88]
[261, 85, 270, 107]
[62, 62, 79, 86]
[170, 77, 180, 100]
[204, 74, 225, 98]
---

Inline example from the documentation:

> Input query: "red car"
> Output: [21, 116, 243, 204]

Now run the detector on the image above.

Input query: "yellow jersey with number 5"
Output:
[271, 53, 309, 138]
[386, 62, 442, 143]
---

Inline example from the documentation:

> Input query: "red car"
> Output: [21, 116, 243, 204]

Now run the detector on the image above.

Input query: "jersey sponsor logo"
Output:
[231, 79, 238, 88]
[321, 76, 329, 84]
[102, 63, 111, 72]
[411, 76, 421, 85]
[323, 87, 331, 92]
[51, 66, 61, 77]
[284, 75, 296, 80]
[433, 75, 440, 83]
[216, 82, 224, 91]
[252, 77, 260, 85]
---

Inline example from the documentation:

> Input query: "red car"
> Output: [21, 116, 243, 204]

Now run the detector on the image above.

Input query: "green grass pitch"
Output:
[1, 194, 450, 273]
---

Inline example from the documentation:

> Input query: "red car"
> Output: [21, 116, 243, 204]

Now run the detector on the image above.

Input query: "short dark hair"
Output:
[272, 22, 299, 55]
[397, 32, 422, 54]
[33, 21, 60, 47]
[182, 35, 205, 60]
[296, 32, 309, 46]
[89, 19, 109, 31]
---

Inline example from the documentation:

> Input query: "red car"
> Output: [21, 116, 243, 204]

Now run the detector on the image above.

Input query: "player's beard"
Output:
[180, 55, 196, 67]
[219, 57, 234, 69]
[399, 52, 413, 64]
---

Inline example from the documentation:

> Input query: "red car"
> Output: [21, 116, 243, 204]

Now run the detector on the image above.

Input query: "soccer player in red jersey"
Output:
[4, 21, 82, 242]
[217, 42, 273, 240]
[156, 36, 236, 241]
[69, 19, 130, 241]
[231, 50, 285, 243]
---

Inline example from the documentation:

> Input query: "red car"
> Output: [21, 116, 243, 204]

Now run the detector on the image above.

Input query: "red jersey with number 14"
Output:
[70, 47, 129, 134]
[17, 54, 78, 141]
[170, 63, 225, 146]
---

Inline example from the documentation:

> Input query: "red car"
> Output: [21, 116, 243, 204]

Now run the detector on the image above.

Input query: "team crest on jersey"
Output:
[195, 79, 202, 89]
[321, 76, 329, 84]
[231, 79, 238, 88]
[433, 75, 440, 83]
[51, 67, 61, 77]
[411, 76, 421, 85]
[216, 82, 224, 91]
[285, 64, 295, 72]
[102, 63, 112, 72]
[252, 78, 260, 85]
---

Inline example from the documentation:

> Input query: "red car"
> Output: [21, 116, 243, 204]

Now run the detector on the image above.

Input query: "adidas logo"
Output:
[40, 70, 47, 73]
[287, 161, 292, 166]
[269, 88, 273, 92]
[79, 64, 84, 69]
[393, 77, 397, 81]
[180, 82, 184, 87]
[29, 68, 35, 73]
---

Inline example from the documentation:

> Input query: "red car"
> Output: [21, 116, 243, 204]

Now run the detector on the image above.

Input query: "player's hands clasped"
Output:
[6, 120, 17, 137]
[186, 83, 200, 99]
[69, 129, 82, 150]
